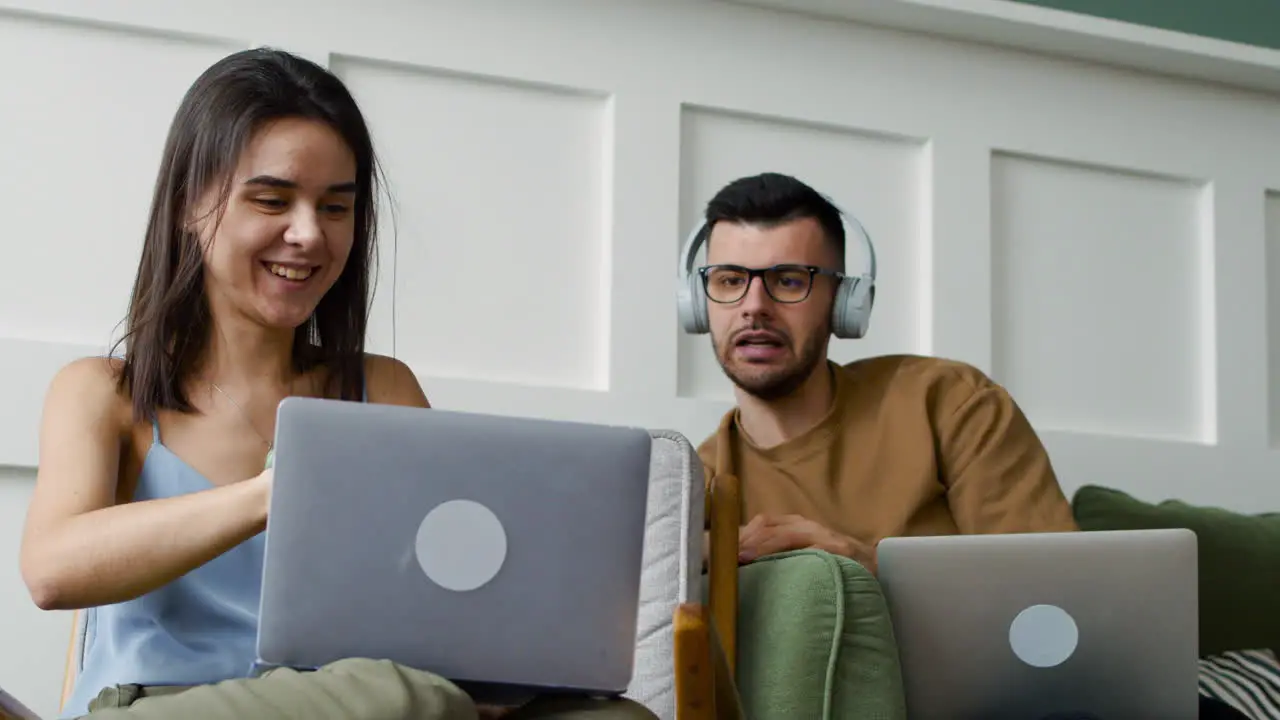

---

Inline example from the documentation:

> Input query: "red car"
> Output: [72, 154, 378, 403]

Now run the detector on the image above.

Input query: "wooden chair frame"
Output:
[60, 608, 83, 713]
[674, 473, 743, 719]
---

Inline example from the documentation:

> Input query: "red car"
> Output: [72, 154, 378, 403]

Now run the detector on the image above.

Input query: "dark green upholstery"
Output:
[1072, 484, 1280, 656]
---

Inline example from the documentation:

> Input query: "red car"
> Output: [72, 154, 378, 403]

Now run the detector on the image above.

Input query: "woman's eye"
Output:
[323, 203, 350, 214]
[254, 197, 287, 209]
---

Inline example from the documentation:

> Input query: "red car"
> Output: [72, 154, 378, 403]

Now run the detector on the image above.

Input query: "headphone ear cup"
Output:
[677, 271, 710, 334]
[831, 275, 874, 339]
[676, 224, 713, 335]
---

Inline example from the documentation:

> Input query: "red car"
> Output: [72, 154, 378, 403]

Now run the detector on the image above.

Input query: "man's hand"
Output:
[737, 514, 878, 574]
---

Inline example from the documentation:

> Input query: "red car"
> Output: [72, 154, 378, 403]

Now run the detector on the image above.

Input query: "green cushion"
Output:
[731, 550, 907, 720]
[1071, 484, 1280, 656]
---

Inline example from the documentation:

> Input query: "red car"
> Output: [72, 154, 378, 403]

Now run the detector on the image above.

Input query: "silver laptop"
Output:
[876, 528, 1199, 720]
[255, 397, 653, 704]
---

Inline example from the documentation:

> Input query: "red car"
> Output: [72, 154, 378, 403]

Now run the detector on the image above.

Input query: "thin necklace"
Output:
[210, 381, 276, 470]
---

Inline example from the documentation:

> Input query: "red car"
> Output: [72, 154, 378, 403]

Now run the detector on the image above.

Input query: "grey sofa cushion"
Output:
[622, 430, 705, 717]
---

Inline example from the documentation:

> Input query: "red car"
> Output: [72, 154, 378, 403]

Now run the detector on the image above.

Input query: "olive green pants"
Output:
[79, 658, 656, 720]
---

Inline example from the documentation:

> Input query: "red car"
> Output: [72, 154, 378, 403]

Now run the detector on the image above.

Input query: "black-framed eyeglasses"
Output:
[698, 264, 845, 304]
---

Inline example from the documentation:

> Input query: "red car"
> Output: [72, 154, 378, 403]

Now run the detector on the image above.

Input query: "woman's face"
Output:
[193, 116, 359, 331]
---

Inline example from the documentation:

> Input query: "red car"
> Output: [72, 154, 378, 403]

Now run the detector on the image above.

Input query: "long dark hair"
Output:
[112, 47, 382, 422]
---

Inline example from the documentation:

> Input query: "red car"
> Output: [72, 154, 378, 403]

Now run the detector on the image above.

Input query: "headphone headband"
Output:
[675, 199, 878, 340]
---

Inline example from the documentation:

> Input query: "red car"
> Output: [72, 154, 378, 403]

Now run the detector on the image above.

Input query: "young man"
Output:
[685, 172, 1078, 573]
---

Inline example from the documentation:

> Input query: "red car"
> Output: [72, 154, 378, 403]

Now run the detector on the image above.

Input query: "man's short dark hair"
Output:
[703, 172, 845, 266]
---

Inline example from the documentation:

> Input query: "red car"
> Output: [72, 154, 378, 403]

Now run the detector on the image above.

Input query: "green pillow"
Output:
[728, 550, 907, 720]
[1071, 484, 1280, 656]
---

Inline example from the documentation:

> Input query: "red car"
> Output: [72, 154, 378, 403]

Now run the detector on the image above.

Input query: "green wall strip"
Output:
[1006, 0, 1280, 51]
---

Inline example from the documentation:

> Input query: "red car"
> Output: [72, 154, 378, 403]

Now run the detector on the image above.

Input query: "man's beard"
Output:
[713, 325, 827, 402]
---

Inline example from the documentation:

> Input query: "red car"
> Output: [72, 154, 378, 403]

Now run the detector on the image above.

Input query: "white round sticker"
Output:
[414, 500, 508, 592]
[1009, 604, 1079, 668]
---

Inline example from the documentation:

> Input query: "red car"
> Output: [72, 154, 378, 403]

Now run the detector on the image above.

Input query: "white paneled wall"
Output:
[990, 154, 1215, 444]
[343, 55, 615, 390]
[3, 0, 1280, 715]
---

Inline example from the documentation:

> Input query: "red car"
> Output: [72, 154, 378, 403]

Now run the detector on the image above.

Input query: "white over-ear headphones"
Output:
[675, 202, 877, 339]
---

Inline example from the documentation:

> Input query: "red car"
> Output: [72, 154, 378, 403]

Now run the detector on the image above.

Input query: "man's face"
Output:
[704, 216, 840, 401]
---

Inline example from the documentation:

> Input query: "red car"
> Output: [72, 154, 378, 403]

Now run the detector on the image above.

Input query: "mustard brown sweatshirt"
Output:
[698, 355, 1080, 544]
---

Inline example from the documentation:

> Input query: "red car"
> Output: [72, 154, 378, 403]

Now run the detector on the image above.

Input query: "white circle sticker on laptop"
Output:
[1008, 603, 1079, 668]
[414, 499, 508, 592]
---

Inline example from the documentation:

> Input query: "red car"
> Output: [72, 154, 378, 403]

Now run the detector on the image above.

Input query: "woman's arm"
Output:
[19, 358, 271, 611]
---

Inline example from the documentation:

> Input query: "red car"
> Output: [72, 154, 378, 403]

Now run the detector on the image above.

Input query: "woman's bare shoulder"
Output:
[361, 353, 430, 408]
[46, 356, 132, 426]
[51, 355, 125, 391]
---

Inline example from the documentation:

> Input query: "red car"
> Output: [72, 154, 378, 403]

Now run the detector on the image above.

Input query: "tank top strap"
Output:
[152, 418, 161, 444]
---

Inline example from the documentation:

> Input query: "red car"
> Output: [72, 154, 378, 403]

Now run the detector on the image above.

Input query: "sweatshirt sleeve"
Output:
[936, 375, 1079, 533]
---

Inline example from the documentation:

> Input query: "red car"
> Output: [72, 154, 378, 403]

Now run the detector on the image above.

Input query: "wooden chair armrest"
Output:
[674, 603, 713, 719]
[0, 684, 40, 720]
[707, 473, 740, 676]
[673, 603, 744, 720]
[60, 608, 81, 713]
[0, 698, 41, 720]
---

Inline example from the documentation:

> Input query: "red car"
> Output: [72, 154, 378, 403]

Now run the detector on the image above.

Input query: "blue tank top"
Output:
[62, 387, 365, 718]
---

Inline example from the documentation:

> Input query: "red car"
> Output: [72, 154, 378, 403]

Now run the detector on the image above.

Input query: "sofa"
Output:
[722, 484, 1280, 719]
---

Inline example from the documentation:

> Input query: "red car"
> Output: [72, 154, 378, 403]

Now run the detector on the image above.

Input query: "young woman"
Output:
[20, 48, 655, 720]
